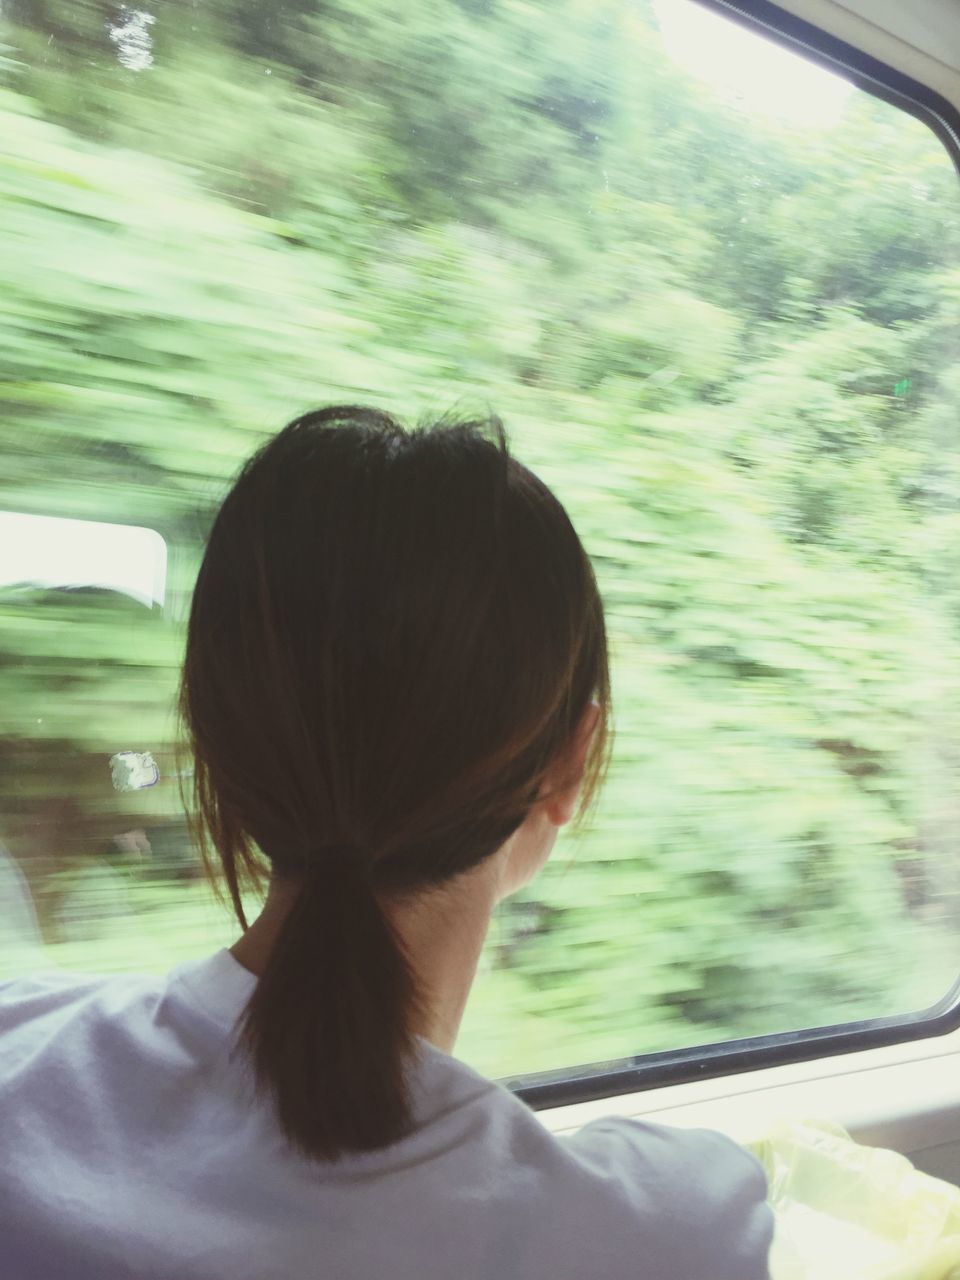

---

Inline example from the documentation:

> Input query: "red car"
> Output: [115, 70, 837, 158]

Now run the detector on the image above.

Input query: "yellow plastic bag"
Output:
[746, 1120, 960, 1280]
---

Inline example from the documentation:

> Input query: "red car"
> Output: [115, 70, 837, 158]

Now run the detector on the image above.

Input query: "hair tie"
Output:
[303, 841, 370, 881]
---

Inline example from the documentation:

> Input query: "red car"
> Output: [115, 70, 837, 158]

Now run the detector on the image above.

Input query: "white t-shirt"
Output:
[0, 949, 772, 1279]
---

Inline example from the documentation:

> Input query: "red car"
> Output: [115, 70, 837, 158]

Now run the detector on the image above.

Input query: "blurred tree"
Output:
[2, 0, 960, 1069]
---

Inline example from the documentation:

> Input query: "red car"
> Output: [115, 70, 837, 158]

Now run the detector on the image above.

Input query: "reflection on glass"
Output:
[1, 0, 959, 1080]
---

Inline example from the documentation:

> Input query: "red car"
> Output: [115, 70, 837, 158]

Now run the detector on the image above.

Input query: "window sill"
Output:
[536, 1026, 960, 1157]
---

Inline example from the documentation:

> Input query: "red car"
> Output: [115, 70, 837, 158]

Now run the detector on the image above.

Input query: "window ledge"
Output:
[537, 1026, 960, 1154]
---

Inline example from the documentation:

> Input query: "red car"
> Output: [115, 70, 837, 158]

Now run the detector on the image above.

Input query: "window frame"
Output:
[511, 0, 960, 1112]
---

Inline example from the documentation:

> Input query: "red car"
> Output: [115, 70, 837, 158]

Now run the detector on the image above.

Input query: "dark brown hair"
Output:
[180, 405, 609, 1159]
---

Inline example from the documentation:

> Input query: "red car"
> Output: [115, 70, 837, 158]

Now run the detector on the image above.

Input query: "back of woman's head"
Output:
[181, 405, 609, 1159]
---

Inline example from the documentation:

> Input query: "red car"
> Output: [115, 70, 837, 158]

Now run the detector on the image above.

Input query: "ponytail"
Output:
[240, 848, 417, 1160]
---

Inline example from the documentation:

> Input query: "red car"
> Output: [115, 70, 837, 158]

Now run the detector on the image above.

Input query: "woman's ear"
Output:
[542, 701, 601, 827]
[496, 702, 603, 902]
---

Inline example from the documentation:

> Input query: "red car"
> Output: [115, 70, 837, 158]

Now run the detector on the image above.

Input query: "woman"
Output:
[0, 406, 772, 1278]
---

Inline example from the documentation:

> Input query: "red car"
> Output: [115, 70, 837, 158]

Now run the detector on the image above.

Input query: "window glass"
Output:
[2, 0, 960, 1082]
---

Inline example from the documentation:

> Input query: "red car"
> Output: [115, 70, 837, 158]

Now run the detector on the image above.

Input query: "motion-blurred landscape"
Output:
[3, 0, 960, 1078]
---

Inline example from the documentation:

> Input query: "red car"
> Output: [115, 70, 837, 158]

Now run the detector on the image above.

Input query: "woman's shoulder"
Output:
[0, 966, 166, 1048]
[415, 1048, 772, 1278]
[556, 1115, 772, 1278]
[0, 967, 127, 1011]
[565, 1110, 769, 1198]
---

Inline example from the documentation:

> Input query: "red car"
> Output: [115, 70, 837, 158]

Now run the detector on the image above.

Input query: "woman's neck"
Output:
[231, 862, 501, 1054]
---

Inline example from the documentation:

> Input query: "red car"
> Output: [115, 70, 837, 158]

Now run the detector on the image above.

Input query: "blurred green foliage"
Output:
[2, 0, 960, 1077]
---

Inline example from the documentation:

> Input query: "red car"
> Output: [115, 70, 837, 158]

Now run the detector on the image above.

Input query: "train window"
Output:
[2, 0, 960, 1098]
